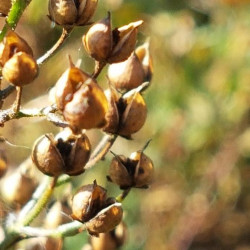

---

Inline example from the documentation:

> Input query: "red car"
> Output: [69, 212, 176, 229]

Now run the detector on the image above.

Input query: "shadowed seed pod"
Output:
[71, 180, 107, 222]
[108, 151, 154, 189]
[83, 13, 143, 63]
[32, 128, 91, 176]
[48, 0, 98, 26]
[135, 39, 153, 82]
[0, 0, 11, 17]
[54, 58, 108, 131]
[0, 150, 7, 178]
[103, 88, 147, 137]
[90, 221, 127, 250]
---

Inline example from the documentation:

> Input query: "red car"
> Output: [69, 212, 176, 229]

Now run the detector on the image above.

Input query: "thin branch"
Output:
[116, 188, 131, 202]
[85, 134, 117, 169]
[37, 27, 73, 65]
[92, 61, 107, 79]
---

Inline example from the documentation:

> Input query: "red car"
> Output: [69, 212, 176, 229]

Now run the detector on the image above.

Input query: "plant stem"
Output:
[20, 177, 58, 226]
[92, 61, 106, 79]
[12, 86, 22, 113]
[116, 188, 131, 202]
[37, 27, 73, 65]
[0, 0, 32, 41]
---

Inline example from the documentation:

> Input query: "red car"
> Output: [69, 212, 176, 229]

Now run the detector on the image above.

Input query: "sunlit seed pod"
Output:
[0, 150, 7, 178]
[32, 134, 65, 177]
[48, 0, 78, 25]
[135, 40, 153, 82]
[108, 155, 133, 188]
[108, 53, 145, 91]
[119, 92, 147, 136]
[63, 79, 108, 131]
[130, 151, 154, 188]
[0, 0, 11, 17]
[86, 203, 123, 236]
[103, 88, 120, 134]
[90, 221, 127, 250]
[2, 51, 38, 86]
[83, 13, 112, 61]
[1, 169, 37, 206]
[55, 62, 90, 111]
[0, 31, 33, 66]
[32, 130, 91, 177]
[107, 20, 143, 64]
[71, 181, 107, 223]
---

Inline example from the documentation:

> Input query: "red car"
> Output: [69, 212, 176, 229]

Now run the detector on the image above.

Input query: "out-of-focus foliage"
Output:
[2, 0, 250, 249]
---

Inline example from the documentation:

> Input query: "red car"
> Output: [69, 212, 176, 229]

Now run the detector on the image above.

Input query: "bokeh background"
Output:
[2, 0, 250, 249]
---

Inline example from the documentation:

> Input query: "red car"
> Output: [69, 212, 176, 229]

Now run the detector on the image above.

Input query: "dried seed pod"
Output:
[130, 151, 154, 188]
[1, 168, 37, 206]
[135, 40, 153, 82]
[108, 20, 143, 64]
[86, 203, 123, 236]
[54, 59, 108, 131]
[90, 221, 127, 250]
[0, 0, 11, 17]
[0, 31, 33, 66]
[55, 60, 90, 111]
[63, 79, 108, 131]
[108, 151, 154, 189]
[119, 92, 147, 137]
[83, 13, 143, 63]
[32, 129, 91, 176]
[2, 51, 38, 86]
[83, 13, 112, 62]
[0, 150, 7, 178]
[48, 0, 98, 26]
[108, 155, 133, 188]
[103, 88, 119, 134]
[107, 53, 145, 91]
[71, 181, 107, 223]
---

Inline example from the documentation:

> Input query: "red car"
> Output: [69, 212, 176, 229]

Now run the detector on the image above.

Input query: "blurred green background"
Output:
[2, 0, 250, 249]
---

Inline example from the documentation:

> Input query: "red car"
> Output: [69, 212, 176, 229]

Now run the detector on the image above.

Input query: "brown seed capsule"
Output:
[119, 92, 147, 137]
[83, 13, 112, 62]
[108, 20, 143, 64]
[107, 53, 145, 91]
[0, 168, 37, 206]
[103, 88, 147, 137]
[0, 31, 33, 67]
[108, 151, 154, 189]
[2, 51, 38, 86]
[54, 59, 108, 131]
[86, 203, 123, 236]
[83, 13, 143, 63]
[130, 151, 154, 188]
[63, 78, 108, 131]
[90, 221, 127, 250]
[32, 129, 91, 176]
[48, 0, 98, 26]
[0, 0, 11, 17]
[71, 181, 107, 223]
[135, 40, 153, 82]
[103, 88, 119, 134]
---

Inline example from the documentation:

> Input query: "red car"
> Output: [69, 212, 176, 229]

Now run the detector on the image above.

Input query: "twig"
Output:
[92, 61, 107, 79]
[116, 188, 131, 202]
[37, 27, 73, 65]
